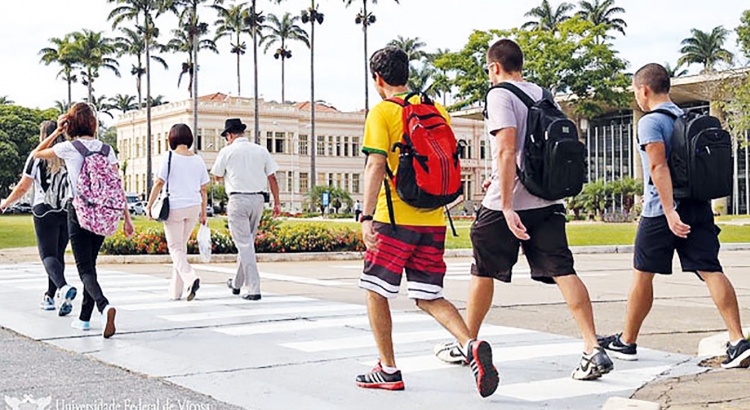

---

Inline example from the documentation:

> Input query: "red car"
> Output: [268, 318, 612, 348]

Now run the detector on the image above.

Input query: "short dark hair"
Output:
[487, 39, 524, 73]
[370, 47, 409, 87]
[65, 103, 97, 138]
[168, 123, 194, 150]
[633, 63, 671, 94]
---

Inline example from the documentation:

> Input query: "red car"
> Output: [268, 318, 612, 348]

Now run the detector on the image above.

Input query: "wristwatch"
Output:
[360, 214, 374, 222]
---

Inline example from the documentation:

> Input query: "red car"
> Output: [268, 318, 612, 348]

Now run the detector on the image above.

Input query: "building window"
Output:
[327, 173, 334, 187]
[316, 136, 325, 156]
[196, 129, 203, 150]
[318, 172, 326, 186]
[299, 135, 308, 156]
[266, 132, 274, 152]
[344, 137, 350, 157]
[328, 136, 335, 157]
[287, 171, 294, 193]
[480, 140, 486, 160]
[352, 137, 360, 156]
[352, 174, 360, 194]
[336, 136, 342, 157]
[458, 139, 467, 159]
[275, 132, 285, 154]
[344, 173, 350, 191]
[299, 172, 309, 193]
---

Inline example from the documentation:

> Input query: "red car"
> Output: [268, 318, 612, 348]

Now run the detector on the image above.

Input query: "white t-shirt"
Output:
[53, 139, 118, 197]
[210, 138, 279, 194]
[22, 154, 46, 207]
[157, 152, 210, 210]
[482, 81, 563, 212]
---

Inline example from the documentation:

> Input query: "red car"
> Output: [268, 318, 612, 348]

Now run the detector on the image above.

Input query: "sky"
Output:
[0, 0, 748, 118]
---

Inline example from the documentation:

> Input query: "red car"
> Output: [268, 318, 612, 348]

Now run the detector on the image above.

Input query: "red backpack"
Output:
[384, 92, 464, 232]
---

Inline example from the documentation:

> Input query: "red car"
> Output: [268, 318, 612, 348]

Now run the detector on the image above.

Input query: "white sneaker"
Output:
[57, 285, 77, 317]
[434, 341, 468, 365]
[71, 319, 91, 331]
[102, 305, 117, 339]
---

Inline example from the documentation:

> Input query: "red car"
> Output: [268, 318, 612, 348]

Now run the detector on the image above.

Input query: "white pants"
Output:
[227, 195, 264, 294]
[163, 205, 200, 299]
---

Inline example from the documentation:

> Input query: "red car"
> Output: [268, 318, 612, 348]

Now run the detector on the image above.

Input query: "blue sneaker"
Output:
[71, 319, 91, 331]
[57, 285, 77, 317]
[39, 294, 55, 311]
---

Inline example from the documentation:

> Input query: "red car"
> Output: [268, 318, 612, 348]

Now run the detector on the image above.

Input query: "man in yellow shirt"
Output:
[356, 47, 499, 398]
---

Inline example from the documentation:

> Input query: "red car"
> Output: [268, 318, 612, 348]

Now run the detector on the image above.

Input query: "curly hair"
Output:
[370, 47, 409, 87]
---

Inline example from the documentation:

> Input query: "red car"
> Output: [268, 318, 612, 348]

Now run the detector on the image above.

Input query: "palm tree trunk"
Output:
[66, 72, 72, 108]
[252, 0, 260, 144]
[281, 40, 286, 103]
[87, 68, 93, 103]
[236, 31, 242, 96]
[145, 21, 153, 195]
[310, 0, 317, 190]
[192, 4, 199, 153]
[363, 0, 369, 115]
[137, 53, 143, 107]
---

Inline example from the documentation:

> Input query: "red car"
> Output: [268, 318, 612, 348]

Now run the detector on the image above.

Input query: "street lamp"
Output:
[301, 3, 324, 191]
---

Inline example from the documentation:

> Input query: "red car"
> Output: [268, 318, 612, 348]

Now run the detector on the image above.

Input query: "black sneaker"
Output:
[227, 279, 240, 296]
[598, 333, 638, 361]
[355, 362, 405, 391]
[467, 340, 499, 398]
[571, 347, 614, 380]
[722, 339, 750, 369]
[187, 278, 200, 302]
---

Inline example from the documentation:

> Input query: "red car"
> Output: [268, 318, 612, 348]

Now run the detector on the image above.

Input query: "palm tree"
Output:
[387, 36, 428, 63]
[301, 1, 325, 189]
[110, 94, 139, 113]
[678, 26, 735, 73]
[39, 34, 79, 106]
[84, 95, 115, 127]
[577, 0, 627, 39]
[0, 96, 13, 105]
[213, 2, 250, 96]
[426, 48, 452, 105]
[115, 26, 168, 106]
[108, 0, 174, 194]
[145, 94, 168, 107]
[664, 61, 689, 78]
[344, 0, 400, 114]
[53, 100, 71, 113]
[522, 0, 574, 32]
[263, 12, 309, 103]
[69, 30, 120, 103]
[408, 65, 437, 97]
[168, 24, 218, 97]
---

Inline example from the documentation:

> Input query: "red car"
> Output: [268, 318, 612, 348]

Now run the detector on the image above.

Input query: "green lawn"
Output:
[3, 214, 750, 250]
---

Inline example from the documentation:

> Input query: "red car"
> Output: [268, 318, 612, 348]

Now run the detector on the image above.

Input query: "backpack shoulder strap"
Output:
[71, 140, 90, 156]
[493, 82, 537, 108]
[100, 144, 111, 157]
[385, 97, 406, 107]
[643, 109, 678, 121]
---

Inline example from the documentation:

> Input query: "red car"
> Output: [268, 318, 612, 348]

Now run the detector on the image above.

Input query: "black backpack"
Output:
[484, 82, 586, 200]
[643, 109, 733, 201]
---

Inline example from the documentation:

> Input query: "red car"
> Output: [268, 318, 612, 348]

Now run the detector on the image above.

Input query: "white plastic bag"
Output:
[197, 224, 212, 263]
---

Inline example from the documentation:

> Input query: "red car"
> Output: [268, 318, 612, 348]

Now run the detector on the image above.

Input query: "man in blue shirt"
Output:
[599, 63, 750, 368]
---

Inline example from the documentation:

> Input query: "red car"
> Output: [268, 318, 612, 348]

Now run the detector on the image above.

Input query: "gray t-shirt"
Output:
[481, 81, 563, 211]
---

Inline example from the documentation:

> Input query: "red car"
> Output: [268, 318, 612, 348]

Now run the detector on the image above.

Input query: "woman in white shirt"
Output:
[0, 121, 76, 315]
[146, 124, 209, 301]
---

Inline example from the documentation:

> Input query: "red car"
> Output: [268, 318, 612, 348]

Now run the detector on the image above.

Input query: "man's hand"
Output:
[361, 220, 379, 250]
[665, 208, 690, 238]
[502, 209, 530, 240]
[273, 203, 281, 217]
[200, 211, 207, 226]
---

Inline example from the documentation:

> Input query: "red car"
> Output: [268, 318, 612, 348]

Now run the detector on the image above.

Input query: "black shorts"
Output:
[634, 200, 722, 275]
[470, 205, 576, 284]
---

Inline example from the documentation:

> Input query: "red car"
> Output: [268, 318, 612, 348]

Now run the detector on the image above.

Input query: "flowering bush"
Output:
[101, 221, 363, 255]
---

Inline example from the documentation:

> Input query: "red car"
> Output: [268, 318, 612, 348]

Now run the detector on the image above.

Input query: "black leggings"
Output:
[67, 203, 109, 322]
[33, 212, 69, 297]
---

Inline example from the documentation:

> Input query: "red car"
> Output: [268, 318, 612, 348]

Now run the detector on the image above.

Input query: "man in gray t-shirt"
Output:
[433, 39, 613, 381]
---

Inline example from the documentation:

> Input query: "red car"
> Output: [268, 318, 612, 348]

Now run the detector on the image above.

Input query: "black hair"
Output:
[487, 39, 524, 73]
[369, 47, 409, 87]
[633, 63, 671, 94]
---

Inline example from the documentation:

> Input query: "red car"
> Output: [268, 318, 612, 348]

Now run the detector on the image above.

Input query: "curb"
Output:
[83, 242, 750, 265]
[697, 327, 750, 357]
[601, 397, 661, 410]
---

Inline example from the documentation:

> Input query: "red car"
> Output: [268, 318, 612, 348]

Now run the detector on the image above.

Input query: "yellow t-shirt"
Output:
[362, 94, 451, 227]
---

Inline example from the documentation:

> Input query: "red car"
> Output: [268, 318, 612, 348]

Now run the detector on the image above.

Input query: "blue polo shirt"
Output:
[638, 102, 684, 217]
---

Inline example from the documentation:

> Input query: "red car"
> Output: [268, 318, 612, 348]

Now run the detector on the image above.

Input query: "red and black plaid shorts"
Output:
[359, 222, 446, 300]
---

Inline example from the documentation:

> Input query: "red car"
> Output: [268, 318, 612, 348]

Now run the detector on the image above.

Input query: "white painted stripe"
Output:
[496, 365, 671, 402]
[215, 313, 432, 336]
[108, 289, 231, 303]
[0, 274, 159, 285]
[120, 295, 313, 311]
[361, 342, 583, 373]
[282, 325, 534, 352]
[193, 265, 348, 287]
[159, 303, 365, 322]
[16, 279, 166, 290]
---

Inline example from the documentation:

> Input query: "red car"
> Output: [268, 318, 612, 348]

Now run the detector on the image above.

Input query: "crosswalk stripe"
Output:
[119, 295, 314, 311]
[215, 313, 433, 336]
[282, 325, 534, 353]
[0, 274, 155, 285]
[193, 265, 348, 287]
[159, 303, 366, 322]
[495, 365, 671, 401]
